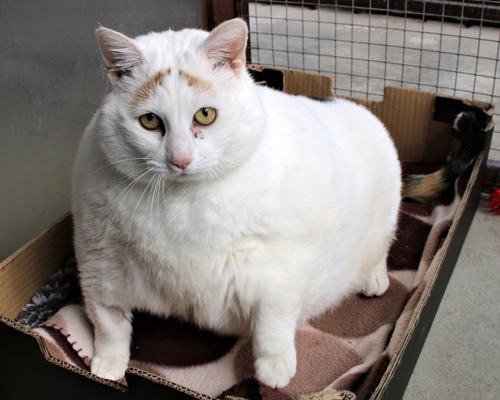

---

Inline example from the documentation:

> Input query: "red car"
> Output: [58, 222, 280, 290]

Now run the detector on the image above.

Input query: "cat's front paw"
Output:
[255, 348, 296, 388]
[91, 355, 128, 381]
[362, 268, 390, 297]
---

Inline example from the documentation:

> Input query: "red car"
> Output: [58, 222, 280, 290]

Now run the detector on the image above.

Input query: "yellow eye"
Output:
[194, 107, 216, 126]
[139, 113, 162, 130]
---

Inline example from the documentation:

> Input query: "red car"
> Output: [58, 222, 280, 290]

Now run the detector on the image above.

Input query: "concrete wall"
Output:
[0, 0, 205, 261]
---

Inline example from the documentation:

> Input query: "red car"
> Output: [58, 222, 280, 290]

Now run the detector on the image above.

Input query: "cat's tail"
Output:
[402, 111, 483, 202]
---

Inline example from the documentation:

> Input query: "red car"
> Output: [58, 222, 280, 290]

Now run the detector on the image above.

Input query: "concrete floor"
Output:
[403, 196, 500, 399]
[248, 4, 500, 398]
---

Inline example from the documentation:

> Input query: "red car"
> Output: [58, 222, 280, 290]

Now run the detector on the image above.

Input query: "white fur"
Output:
[72, 19, 401, 388]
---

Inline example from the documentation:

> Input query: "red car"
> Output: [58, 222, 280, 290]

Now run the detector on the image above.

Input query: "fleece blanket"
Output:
[17, 162, 468, 400]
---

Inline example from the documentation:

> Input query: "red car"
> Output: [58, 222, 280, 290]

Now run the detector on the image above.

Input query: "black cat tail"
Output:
[402, 111, 484, 202]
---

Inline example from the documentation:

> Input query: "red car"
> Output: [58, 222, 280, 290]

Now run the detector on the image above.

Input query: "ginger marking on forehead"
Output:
[178, 70, 212, 91]
[132, 68, 171, 106]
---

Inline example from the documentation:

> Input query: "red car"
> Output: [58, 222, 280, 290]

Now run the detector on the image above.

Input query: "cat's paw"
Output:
[362, 269, 390, 297]
[91, 355, 128, 381]
[254, 348, 296, 388]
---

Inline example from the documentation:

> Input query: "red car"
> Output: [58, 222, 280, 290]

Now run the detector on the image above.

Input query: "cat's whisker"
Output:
[202, 169, 217, 183]
[149, 173, 163, 218]
[159, 175, 167, 207]
[151, 173, 159, 216]
[109, 167, 156, 230]
[212, 165, 228, 182]
[130, 170, 158, 231]
[222, 157, 243, 169]
[115, 167, 156, 205]
[85, 158, 153, 179]
[161, 173, 168, 208]
[123, 171, 157, 248]
[146, 173, 156, 218]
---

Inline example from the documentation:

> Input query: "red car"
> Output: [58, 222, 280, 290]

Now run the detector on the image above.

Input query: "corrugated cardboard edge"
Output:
[248, 64, 334, 98]
[248, 65, 495, 164]
[0, 213, 73, 320]
[350, 87, 436, 163]
[0, 215, 129, 393]
[0, 214, 131, 391]
[282, 69, 334, 98]
[0, 295, 214, 397]
[368, 153, 484, 400]
[0, 314, 127, 392]
[0, 214, 217, 398]
[0, 313, 218, 398]
[298, 388, 356, 400]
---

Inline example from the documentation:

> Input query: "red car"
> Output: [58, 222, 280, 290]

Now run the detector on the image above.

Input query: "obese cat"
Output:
[72, 18, 403, 388]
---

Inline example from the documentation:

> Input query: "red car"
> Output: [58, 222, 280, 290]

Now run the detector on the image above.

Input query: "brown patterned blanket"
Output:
[17, 163, 466, 400]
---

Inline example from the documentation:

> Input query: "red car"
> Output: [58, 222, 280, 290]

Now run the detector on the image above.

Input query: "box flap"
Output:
[248, 66, 494, 163]
[248, 64, 334, 98]
[281, 69, 334, 98]
[0, 214, 73, 320]
[345, 87, 494, 163]
[352, 87, 437, 162]
[433, 96, 493, 126]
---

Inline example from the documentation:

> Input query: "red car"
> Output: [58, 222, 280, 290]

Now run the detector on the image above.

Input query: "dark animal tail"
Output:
[402, 111, 483, 202]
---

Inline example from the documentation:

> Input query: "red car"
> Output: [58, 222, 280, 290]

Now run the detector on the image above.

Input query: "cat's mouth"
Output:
[165, 167, 202, 182]
[149, 161, 193, 178]
[149, 161, 213, 182]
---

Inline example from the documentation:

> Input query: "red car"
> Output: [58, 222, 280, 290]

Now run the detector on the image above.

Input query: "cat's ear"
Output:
[203, 18, 247, 73]
[96, 27, 143, 85]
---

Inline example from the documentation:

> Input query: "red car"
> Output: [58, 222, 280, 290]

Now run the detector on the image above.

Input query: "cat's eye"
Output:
[139, 113, 163, 131]
[194, 107, 216, 126]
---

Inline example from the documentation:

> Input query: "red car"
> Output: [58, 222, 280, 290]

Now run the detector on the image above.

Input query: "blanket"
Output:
[17, 163, 466, 400]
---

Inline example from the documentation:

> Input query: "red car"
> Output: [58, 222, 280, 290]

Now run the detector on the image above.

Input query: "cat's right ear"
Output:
[96, 27, 143, 85]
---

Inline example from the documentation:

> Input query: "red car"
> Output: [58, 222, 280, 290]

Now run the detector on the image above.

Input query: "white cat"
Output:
[72, 18, 401, 388]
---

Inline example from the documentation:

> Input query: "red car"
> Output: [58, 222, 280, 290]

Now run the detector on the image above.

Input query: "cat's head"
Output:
[94, 18, 266, 183]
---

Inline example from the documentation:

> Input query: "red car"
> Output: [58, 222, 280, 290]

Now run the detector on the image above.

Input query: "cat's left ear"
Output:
[96, 27, 144, 85]
[203, 18, 247, 73]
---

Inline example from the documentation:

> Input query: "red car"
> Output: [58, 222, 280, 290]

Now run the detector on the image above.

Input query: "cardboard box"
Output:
[0, 67, 494, 399]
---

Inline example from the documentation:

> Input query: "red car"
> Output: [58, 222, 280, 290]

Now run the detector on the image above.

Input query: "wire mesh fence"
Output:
[237, 0, 500, 161]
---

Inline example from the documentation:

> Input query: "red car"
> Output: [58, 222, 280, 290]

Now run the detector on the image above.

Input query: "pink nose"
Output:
[169, 156, 192, 170]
